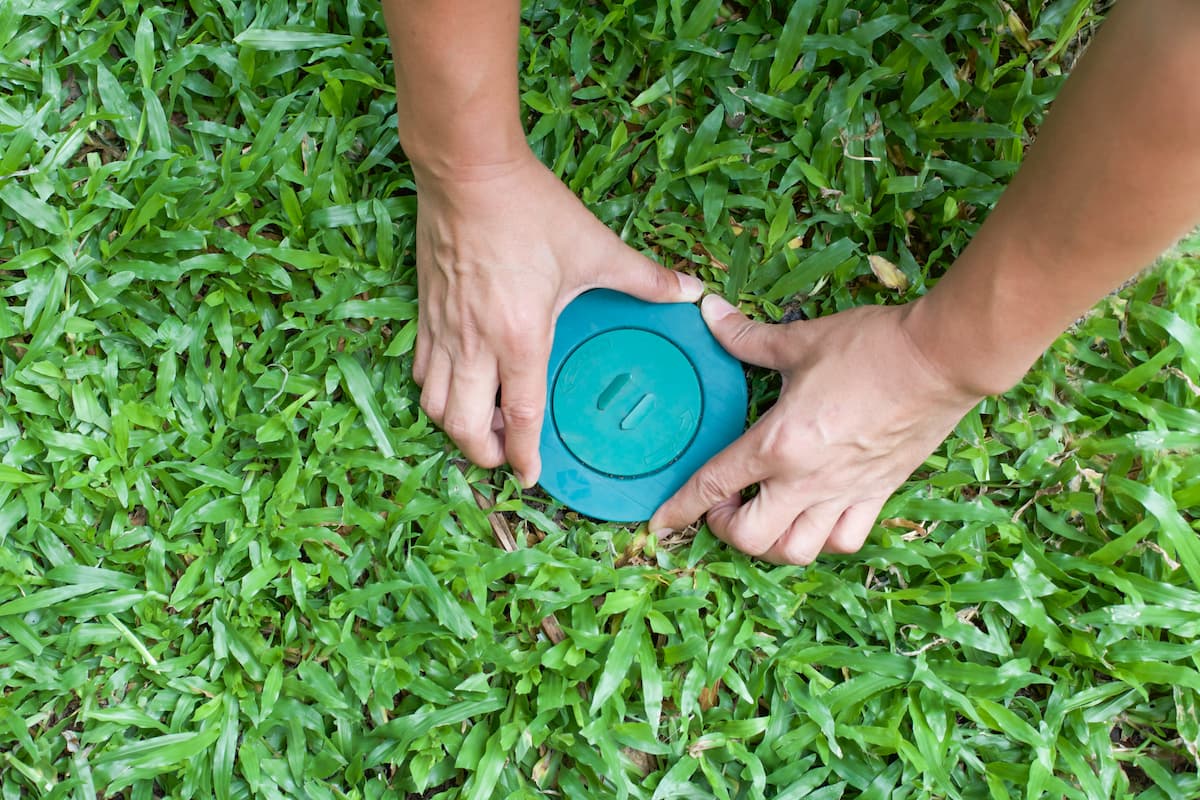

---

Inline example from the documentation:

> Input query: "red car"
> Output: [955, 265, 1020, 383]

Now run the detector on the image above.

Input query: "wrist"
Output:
[899, 292, 1035, 400]
[400, 124, 531, 186]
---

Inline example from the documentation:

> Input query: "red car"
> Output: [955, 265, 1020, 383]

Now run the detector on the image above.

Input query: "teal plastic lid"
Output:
[538, 290, 747, 522]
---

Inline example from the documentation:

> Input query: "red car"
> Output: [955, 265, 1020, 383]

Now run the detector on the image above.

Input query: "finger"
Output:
[442, 361, 506, 468]
[603, 239, 705, 305]
[413, 321, 432, 387]
[419, 352, 452, 425]
[701, 493, 743, 537]
[649, 431, 770, 535]
[763, 501, 845, 566]
[699, 294, 793, 370]
[413, 257, 436, 386]
[823, 499, 885, 555]
[708, 481, 807, 557]
[498, 349, 549, 488]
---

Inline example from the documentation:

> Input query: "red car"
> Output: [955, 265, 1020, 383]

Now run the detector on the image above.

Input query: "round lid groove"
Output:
[538, 290, 748, 523]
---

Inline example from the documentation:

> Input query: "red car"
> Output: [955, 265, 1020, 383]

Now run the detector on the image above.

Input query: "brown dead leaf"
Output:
[881, 517, 927, 537]
[867, 254, 909, 291]
[622, 747, 658, 777]
[694, 243, 728, 271]
[616, 528, 654, 567]
[687, 737, 723, 758]
[531, 752, 553, 787]
[998, 0, 1034, 52]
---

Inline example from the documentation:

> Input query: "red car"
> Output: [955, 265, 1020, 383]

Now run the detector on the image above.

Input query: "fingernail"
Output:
[701, 293, 738, 322]
[678, 274, 704, 301]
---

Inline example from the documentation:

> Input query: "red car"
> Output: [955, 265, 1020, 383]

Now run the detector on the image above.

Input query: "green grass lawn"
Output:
[2, 0, 1199, 797]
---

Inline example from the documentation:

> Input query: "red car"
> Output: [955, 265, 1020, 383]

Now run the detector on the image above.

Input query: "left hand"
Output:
[409, 152, 702, 487]
[649, 294, 983, 565]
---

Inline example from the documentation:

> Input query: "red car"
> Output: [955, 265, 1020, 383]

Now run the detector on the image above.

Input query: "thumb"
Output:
[605, 242, 705, 304]
[700, 294, 787, 369]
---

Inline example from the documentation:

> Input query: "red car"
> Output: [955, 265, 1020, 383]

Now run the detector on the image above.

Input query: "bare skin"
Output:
[645, 296, 979, 564]
[384, 1, 1200, 563]
[650, 1, 1200, 561]
[381, 0, 702, 488]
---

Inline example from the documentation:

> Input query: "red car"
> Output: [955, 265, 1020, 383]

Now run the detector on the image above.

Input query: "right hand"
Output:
[411, 150, 703, 487]
[649, 295, 982, 564]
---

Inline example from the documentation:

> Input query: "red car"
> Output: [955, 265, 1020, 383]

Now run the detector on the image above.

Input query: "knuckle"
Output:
[786, 550, 818, 567]
[822, 534, 852, 554]
[777, 529, 816, 565]
[705, 501, 755, 552]
[826, 523, 870, 555]
[824, 537, 861, 555]
[476, 449, 505, 469]
[412, 352, 429, 386]
[694, 469, 730, 505]
[453, 328, 485, 362]
[781, 534, 821, 565]
[441, 415, 477, 445]
[444, 420, 501, 468]
[724, 519, 772, 557]
[420, 394, 446, 424]
[758, 421, 804, 466]
[502, 399, 542, 429]
[501, 307, 547, 337]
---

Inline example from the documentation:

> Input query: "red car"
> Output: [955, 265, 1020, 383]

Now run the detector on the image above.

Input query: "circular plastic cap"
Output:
[553, 329, 701, 477]
[538, 290, 748, 522]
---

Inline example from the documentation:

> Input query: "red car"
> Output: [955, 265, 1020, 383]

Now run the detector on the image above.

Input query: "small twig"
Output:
[1137, 540, 1182, 572]
[897, 636, 948, 658]
[1011, 485, 1062, 523]
[262, 365, 290, 410]
[1168, 367, 1200, 397]
[881, 517, 929, 542]
[470, 483, 565, 644]
[956, 606, 980, 625]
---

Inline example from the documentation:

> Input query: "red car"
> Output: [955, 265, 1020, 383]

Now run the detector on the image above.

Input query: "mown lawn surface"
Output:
[2, 0, 1199, 798]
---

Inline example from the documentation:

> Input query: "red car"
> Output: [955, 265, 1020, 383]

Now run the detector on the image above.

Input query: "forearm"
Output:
[380, 0, 526, 179]
[905, 0, 1200, 396]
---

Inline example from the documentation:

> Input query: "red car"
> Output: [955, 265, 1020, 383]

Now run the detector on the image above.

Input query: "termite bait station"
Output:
[538, 289, 748, 522]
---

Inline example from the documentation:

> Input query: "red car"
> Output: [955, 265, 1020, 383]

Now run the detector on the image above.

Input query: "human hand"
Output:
[411, 151, 703, 486]
[649, 294, 983, 564]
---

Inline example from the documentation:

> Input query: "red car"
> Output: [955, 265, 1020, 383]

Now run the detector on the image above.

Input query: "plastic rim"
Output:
[538, 289, 748, 522]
